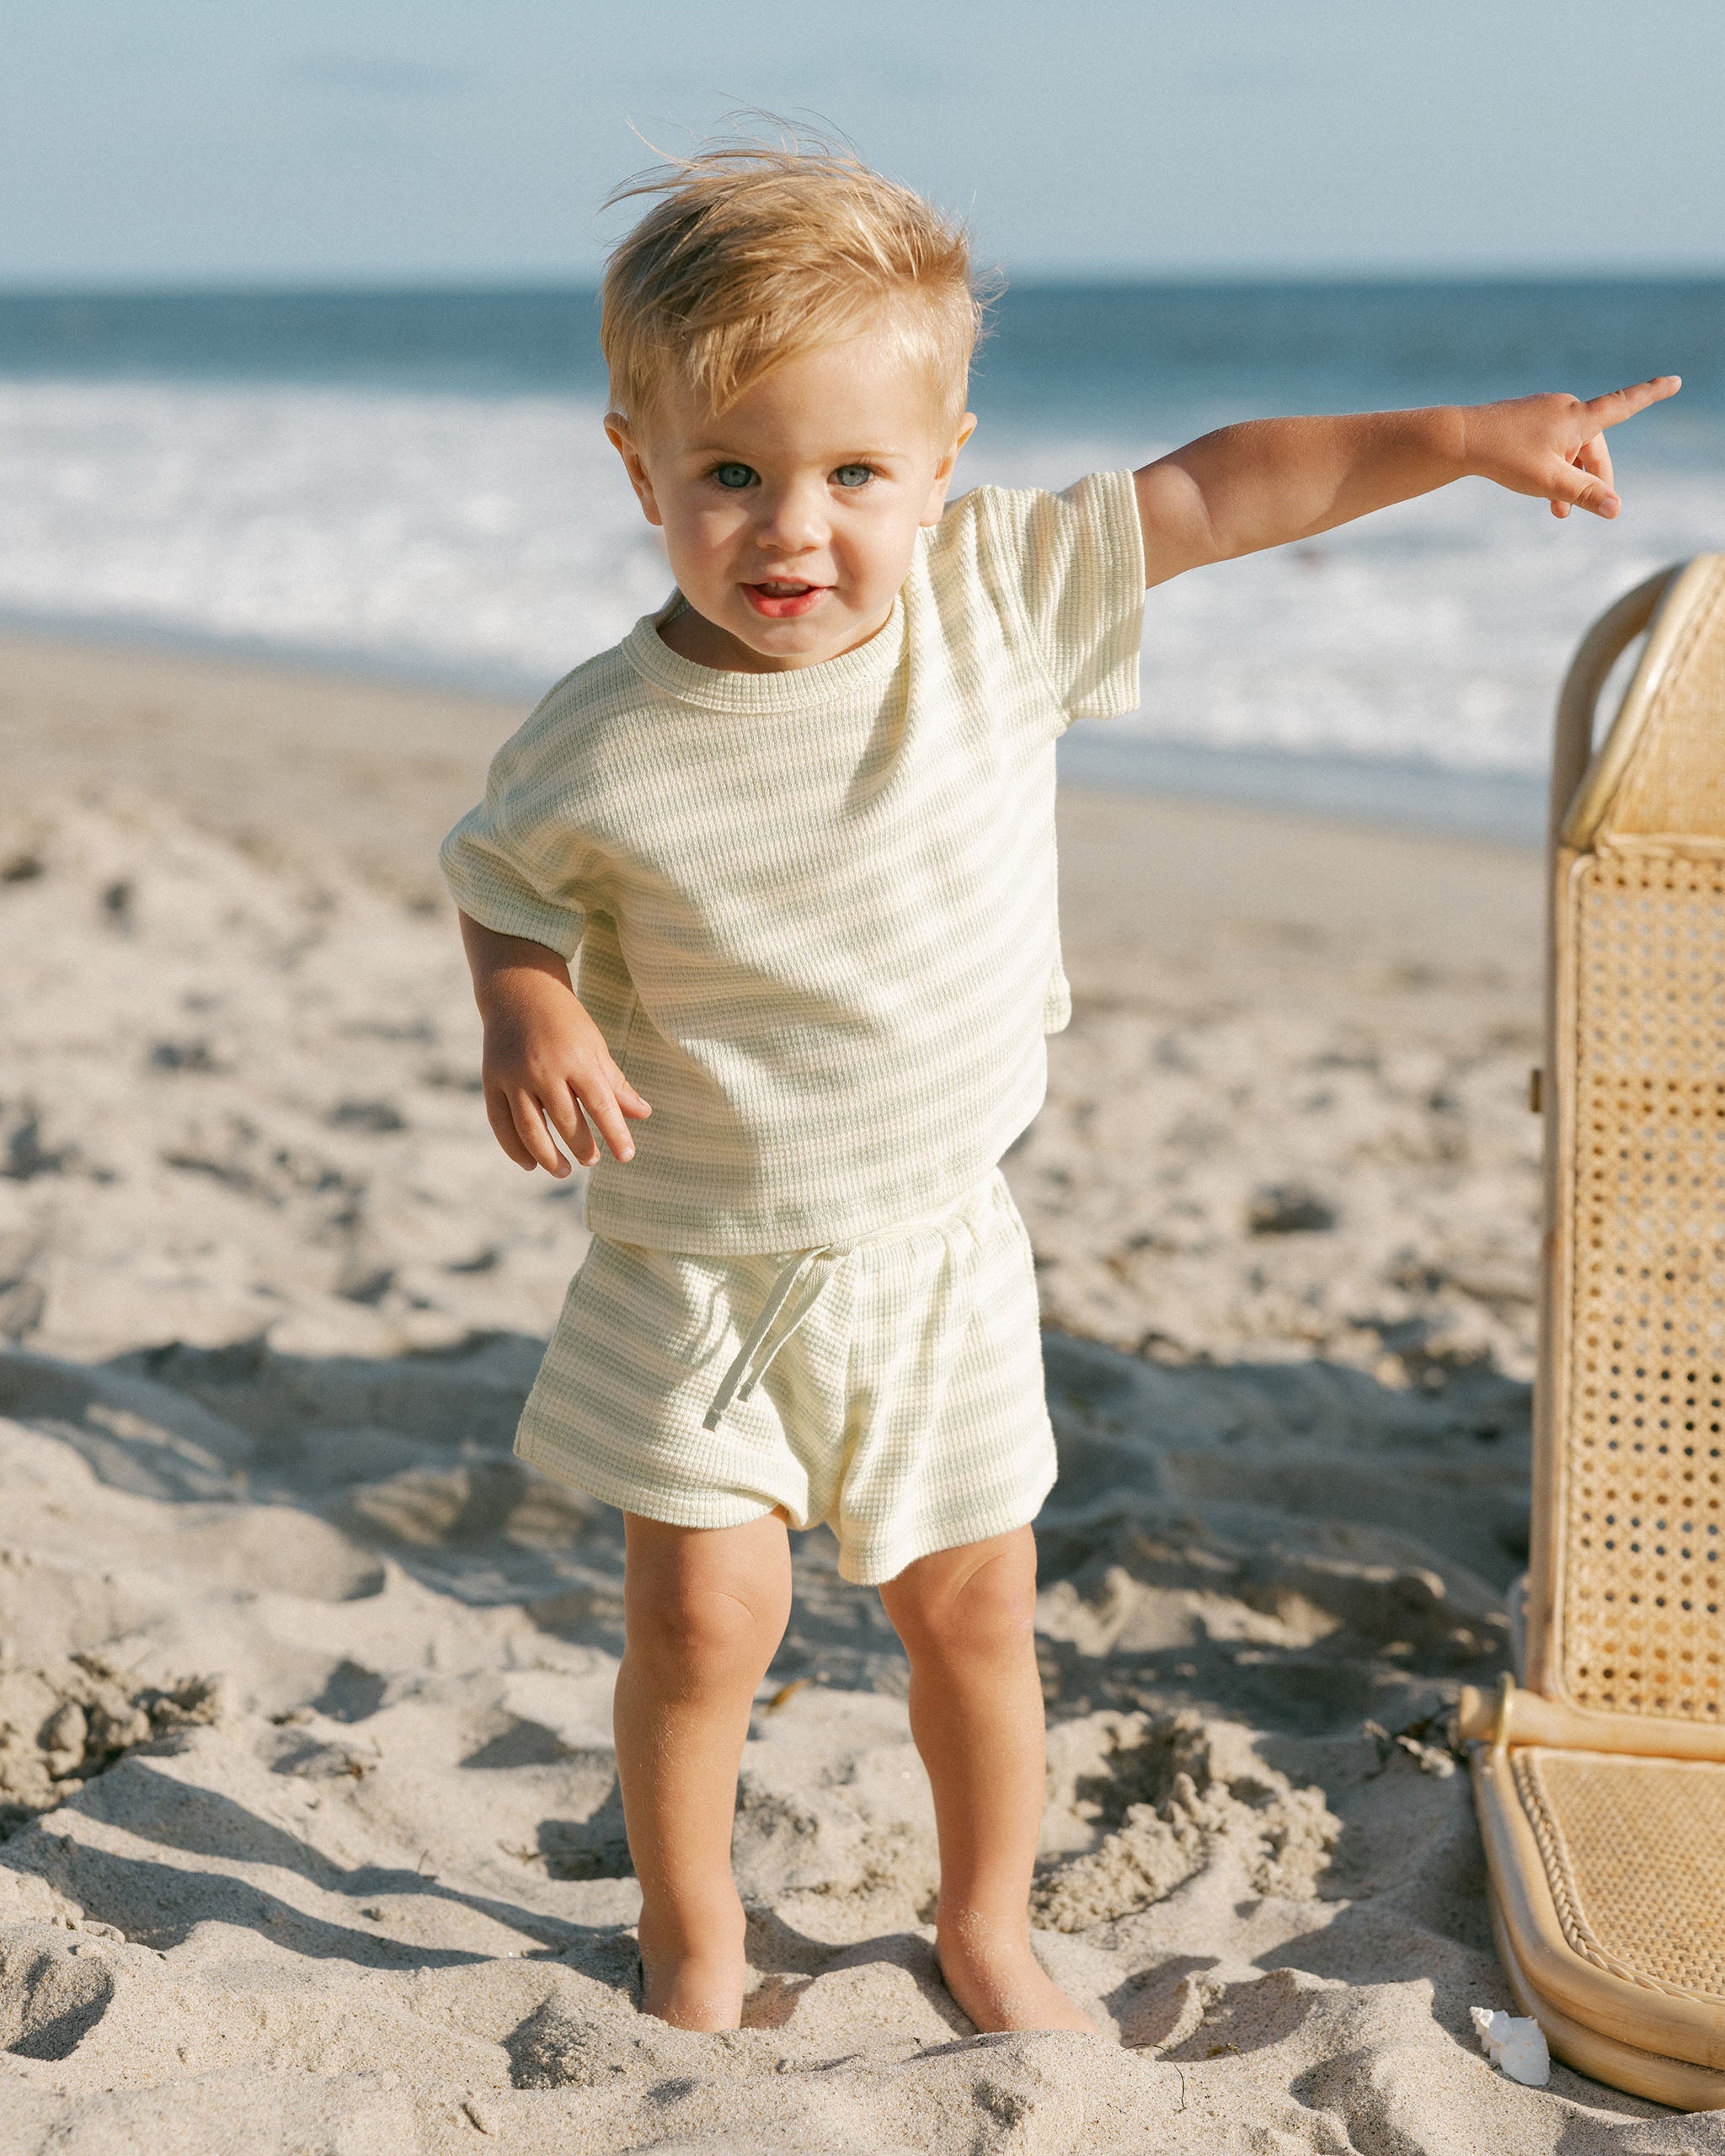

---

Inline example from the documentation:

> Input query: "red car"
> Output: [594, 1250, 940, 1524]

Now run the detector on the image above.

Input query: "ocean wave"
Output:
[0, 378, 1716, 771]
[0, 380, 669, 689]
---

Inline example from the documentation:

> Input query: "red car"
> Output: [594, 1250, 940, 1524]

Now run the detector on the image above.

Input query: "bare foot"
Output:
[637, 1918, 747, 2031]
[936, 1915, 1102, 2034]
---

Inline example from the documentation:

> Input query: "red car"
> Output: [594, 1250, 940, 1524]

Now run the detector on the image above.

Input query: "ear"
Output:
[605, 412, 663, 528]
[920, 414, 977, 526]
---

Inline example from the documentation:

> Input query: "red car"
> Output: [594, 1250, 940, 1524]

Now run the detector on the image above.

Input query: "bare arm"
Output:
[459, 911, 650, 1177]
[1134, 376, 1681, 588]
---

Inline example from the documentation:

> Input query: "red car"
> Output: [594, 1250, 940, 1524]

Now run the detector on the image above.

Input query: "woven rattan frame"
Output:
[1485, 1868, 1725, 2107]
[1472, 1739, 1725, 2088]
[1459, 556, 1725, 2111]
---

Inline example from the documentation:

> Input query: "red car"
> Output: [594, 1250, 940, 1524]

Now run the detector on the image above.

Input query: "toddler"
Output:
[441, 139, 1674, 2035]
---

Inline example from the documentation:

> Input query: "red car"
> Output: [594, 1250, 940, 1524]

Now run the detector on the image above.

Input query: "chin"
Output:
[734, 617, 845, 659]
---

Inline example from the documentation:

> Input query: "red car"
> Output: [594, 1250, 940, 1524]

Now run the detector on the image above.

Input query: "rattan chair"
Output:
[1456, 554, 1725, 2108]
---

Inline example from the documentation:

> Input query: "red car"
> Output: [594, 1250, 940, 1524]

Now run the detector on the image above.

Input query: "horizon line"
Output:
[2, 263, 1723, 300]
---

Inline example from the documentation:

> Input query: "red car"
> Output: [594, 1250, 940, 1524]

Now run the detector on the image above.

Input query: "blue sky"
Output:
[5, 0, 1722, 285]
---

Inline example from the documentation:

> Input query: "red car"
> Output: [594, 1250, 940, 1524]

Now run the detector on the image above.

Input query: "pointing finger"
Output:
[1582, 375, 1681, 434]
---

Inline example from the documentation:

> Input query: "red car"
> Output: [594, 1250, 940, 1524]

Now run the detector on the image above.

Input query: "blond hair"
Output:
[600, 129, 988, 432]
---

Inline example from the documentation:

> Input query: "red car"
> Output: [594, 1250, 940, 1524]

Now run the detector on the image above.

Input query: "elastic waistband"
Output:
[699, 1170, 1004, 1433]
[820, 1169, 1002, 1257]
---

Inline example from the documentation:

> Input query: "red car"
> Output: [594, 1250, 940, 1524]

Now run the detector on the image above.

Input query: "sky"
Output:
[4, 0, 1723, 286]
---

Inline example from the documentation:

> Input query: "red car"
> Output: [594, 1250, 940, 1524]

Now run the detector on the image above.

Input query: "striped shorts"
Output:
[515, 1167, 1056, 1585]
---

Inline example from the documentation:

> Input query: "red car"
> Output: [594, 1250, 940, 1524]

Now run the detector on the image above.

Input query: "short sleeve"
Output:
[438, 723, 595, 960]
[976, 471, 1146, 726]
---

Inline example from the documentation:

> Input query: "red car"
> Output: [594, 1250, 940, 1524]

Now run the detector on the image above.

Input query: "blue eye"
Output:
[713, 462, 756, 489]
[833, 464, 873, 488]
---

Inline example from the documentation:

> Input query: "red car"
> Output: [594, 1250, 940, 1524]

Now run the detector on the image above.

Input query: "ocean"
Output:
[1, 279, 1718, 839]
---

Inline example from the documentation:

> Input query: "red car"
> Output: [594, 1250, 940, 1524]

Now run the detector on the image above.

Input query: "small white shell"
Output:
[1470, 2005, 1551, 2087]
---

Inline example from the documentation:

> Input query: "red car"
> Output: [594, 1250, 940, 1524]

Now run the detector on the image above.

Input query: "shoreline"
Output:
[0, 622, 1550, 877]
[1055, 728, 1549, 846]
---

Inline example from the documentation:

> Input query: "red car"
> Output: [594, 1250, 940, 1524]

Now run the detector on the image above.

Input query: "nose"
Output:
[755, 477, 829, 558]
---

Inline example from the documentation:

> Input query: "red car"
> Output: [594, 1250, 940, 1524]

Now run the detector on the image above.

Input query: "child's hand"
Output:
[1461, 376, 1681, 520]
[1137, 374, 1682, 584]
[458, 914, 650, 1176]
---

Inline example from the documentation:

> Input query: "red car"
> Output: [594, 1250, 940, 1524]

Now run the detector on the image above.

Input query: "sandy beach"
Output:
[0, 628, 1710, 2153]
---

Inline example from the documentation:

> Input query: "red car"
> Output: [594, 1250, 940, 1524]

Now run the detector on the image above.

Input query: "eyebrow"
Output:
[684, 443, 910, 461]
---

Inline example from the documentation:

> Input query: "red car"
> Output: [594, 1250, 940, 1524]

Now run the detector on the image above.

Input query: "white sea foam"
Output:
[0, 380, 669, 688]
[0, 378, 1715, 771]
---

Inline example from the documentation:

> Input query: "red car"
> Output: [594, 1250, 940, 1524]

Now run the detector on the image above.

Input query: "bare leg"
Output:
[879, 1526, 1096, 2033]
[611, 1509, 792, 2029]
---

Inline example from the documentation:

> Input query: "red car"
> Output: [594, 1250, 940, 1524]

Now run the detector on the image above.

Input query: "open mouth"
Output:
[741, 579, 829, 620]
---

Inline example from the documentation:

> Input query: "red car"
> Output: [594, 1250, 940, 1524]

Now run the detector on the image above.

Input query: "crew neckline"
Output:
[621, 590, 907, 712]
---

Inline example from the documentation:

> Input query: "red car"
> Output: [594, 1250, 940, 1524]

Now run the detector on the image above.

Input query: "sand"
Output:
[0, 632, 1714, 2153]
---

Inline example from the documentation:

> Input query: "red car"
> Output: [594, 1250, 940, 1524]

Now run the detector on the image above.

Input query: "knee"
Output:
[893, 1548, 1038, 1668]
[627, 1577, 785, 1693]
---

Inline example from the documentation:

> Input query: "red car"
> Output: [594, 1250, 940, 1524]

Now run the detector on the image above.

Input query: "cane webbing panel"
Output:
[1512, 1748, 1725, 2002]
[1561, 849, 1725, 1722]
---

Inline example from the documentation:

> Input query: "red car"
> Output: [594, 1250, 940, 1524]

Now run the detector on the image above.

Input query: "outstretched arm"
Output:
[1134, 376, 1680, 589]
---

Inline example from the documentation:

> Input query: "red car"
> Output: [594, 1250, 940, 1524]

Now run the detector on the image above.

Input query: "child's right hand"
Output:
[458, 914, 651, 1176]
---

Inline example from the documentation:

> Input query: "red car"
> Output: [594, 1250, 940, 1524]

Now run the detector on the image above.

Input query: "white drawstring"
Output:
[699, 1179, 996, 1433]
[702, 1245, 837, 1430]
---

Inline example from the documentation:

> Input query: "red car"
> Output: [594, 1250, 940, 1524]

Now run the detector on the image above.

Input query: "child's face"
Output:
[606, 315, 975, 672]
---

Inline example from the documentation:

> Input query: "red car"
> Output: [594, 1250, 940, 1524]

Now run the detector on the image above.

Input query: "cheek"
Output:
[663, 500, 750, 575]
[838, 507, 923, 595]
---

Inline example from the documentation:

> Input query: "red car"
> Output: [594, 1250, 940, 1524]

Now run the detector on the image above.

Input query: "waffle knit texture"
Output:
[439, 471, 1146, 1254]
[516, 1168, 1055, 1583]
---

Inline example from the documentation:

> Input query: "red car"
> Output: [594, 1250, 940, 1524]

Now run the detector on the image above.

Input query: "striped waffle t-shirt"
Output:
[439, 469, 1145, 1255]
